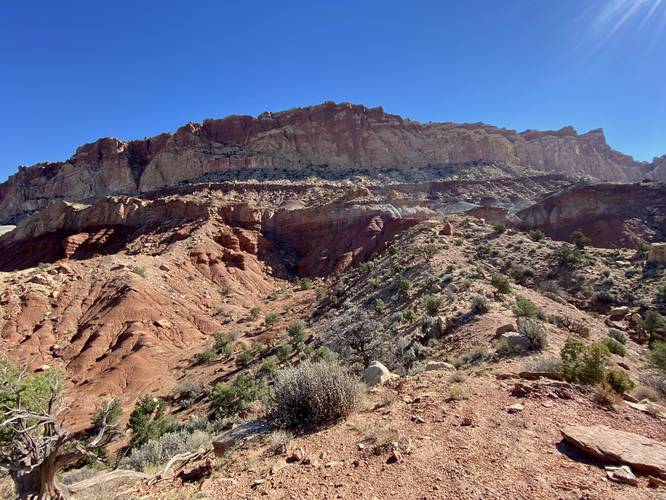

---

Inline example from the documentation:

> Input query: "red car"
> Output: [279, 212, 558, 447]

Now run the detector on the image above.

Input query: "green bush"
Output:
[268, 362, 362, 429]
[606, 368, 635, 394]
[604, 337, 626, 357]
[493, 223, 507, 234]
[640, 310, 665, 342]
[130, 266, 146, 277]
[513, 296, 538, 318]
[128, 396, 177, 449]
[287, 321, 307, 344]
[422, 294, 443, 316]
[650, 341, 666, 373]
[529, 229, 545, 242]
[570, 230, 591, 250]
[210, 374, 265, 418]
[657, 284, 666, 304]
[236, 348, 254, 368]
[490, 273, 511, 294]
[398, 278, 411, 296]
[259, 356, 279, 378]
[452, 346, 492, 368]
[264, 312, 281, 327]
[401, 309, 417, 323]
[276, 344, 293, 364]
[554, 245, 584, 269]
[249, 306, 261, 321]
[607, 328, 627, 345]
[560, 336, 610, 385]
[297, 277, 313, 290]
[311, 346, 338, 364]
[374, 298, 386, 313]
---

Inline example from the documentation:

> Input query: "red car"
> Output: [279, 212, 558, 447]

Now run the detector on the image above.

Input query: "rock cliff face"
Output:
[516, 182, 666, 247]
[1, 102, 660, 223]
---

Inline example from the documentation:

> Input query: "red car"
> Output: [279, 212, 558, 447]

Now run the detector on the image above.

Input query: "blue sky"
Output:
[1, 0, 665, 181]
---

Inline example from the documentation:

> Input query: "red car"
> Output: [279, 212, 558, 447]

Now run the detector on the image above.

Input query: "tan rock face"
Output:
[1, 102, 660, 224]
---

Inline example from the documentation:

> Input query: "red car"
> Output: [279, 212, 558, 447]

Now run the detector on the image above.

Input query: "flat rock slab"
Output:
[561, 424, 666, 478]
[213, 420, 270, 456]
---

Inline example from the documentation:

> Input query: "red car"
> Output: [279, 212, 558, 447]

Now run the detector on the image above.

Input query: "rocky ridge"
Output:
[1, 101, 662, 224]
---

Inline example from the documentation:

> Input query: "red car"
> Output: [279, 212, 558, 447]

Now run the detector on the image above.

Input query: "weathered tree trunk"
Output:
[11, 463, 69, 499]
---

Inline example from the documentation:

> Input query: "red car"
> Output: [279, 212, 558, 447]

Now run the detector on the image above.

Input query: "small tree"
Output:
[570, 230, 591, 250]
[287, 321, 307, 344]
[128, 396, 175, 450]
[422, 294, 443, 316]
[490, 273, 511, 294]
[0, 356, 120, 498]
[560, 337, 609, 385]
[640, 310, 666, 344]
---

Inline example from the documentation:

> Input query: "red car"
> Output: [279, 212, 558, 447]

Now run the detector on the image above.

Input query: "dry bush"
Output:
[268, 361, 363, 429]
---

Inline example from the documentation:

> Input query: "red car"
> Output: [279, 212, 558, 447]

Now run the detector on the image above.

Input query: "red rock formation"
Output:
[1, 102, 660, 223]
[516, 182, 666, 248]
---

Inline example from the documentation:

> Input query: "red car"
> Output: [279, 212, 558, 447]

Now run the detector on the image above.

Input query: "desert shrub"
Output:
[128, 396, 177, 449]
[554, 245, 584, 269]
[311, 346, 338, 364]
[268, 362, 363, 429]
[61, 467, 100, 485]
[236, 349, 254, 368]
[510, 265, 535, 285]
[608, 328, 627, 345]
[213, 331, 235, 357]
[560, 337, 610, 385]
[493, 223, 507, 234]
[594, 290, 618, 305]
[490, 273, 511, 294]
[657, 284, 666, 304]
[276, 344, 293, 364]
[297, 277, 313, 290]
[119, 430, 210, 471]
[631, 384, 661, 402]
[266, 430, 292, 455]
[249, 306, 261, 321]
[529, 229, 545, 242]
[398, 278, 411, 296]
[448, 384, 466, 401]
[420, 243, 440, 258]
[368, 278, 380, 288]
[640, 310, 666, 342]
[605, 368, 635, 394]
[193, 348, 216, 365]
[315, 287, 326, 301]
[650, 341, 666, 373]
[402, 309, 417, 323]
[258, 356, 279, 378]
[604, 337, 626, 357]
[210, 374, 265, 418]
[452, 346, 492, 368]
[265, 312, 281, 327]
[393, 337, 428, 371]
[287, 321, 307, 344]
[512, 296, 538, 318]
[548, 314, 589, 337]
[175, 380, 204, 408]
[524, 355, 562, 373]
[422, 294, 443, 315]
[570, 230, 591, 250]
[470, 294, 489, 314]
[517, 318, 547, 351]
[373, 298, 386, 313]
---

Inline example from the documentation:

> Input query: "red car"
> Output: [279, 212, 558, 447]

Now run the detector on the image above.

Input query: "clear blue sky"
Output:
[1, 0, 665, 181]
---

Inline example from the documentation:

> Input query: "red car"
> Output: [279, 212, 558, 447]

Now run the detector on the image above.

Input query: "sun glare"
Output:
[592, 0, 666, 40]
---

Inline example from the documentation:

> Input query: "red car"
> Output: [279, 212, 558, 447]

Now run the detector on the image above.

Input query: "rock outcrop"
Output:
[516, 182, 666, 248]
[1, 102, 661, 224]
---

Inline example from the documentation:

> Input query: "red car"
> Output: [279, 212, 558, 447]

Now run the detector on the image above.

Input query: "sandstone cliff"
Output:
[1, 102, 661, 224]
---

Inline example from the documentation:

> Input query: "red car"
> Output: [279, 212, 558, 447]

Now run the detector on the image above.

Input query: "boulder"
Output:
[608, 306, 630, 320]
[605, 465, 638, 486]
[362, 361, 393, 386]
[440, 222, 454, 236]
[500, 332, 529, 350]
[495, 323, 516, 336]
[561, 425, 666, 478]
[424, 361, 456, 373]
[212, 420, 270, 456]
[648, 243, 666, 264]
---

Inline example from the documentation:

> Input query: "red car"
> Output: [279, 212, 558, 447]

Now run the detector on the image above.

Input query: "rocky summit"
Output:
[1, 103, 666, 499]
